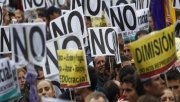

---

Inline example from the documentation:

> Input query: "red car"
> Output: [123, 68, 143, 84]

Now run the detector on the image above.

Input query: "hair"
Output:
[17, 68, 27, 75]
[137, 95, 159, 102]
[103, 80, 120, 102]
[122, 75, 135, 87]
[120, 55, 130, 62]
[161, 88, 178, 102]
[109, 58, 121, 80]
[38, 12, 46, 18]
[85, 92, 109, 102]
[135, 30, 148, 40]
[24, 10, 38, 22]
[167, 69, 180, 81]
[119, 65, 136, 82]
[134, 71, 145, 96]
[87, 65, 98, 91]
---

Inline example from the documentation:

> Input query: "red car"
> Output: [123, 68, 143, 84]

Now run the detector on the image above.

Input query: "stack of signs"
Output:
[109, 4, 139, 42]
[22, 0, 45, 11]
[129, 25, 177, 79]
[0, 58, 21, 102]
[10, 23, 46, 68]
[48, 31, 90, 88]
[88, 27, 118, 56]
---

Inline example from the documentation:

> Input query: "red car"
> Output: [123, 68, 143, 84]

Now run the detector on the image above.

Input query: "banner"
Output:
[22, 0, 45, 11]
[10, 23, 46, 68]
[0, 26, 11, 54]
[109, 4, 139, 33]
[0, 58, 20, 102]
[129, 25, 177, 79]
[175, 38, 180, 67]
[88, 27, 118, 56]
[91, 11, 108, 27]
[57, 50, 89, 88]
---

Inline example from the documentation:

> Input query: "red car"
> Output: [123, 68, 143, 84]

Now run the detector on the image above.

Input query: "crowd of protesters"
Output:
[1, 0, 180, 102]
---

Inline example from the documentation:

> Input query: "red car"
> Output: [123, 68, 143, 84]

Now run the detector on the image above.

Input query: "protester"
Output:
[17, 68, 27, 95]
[24, 10, 38, 23]
[149, 14, 156, 33]
[160, 88, 177, 102]
[85, 92, 109, 102]
[135, 30, 148, 40]
[15, 9, 23, 23]
[136, 95, 159, 102]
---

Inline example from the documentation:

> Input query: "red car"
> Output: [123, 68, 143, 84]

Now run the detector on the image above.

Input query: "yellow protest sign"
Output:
[57, 50, 89, 88]
[175, 38, 180, 67]
[91, 11, 108, 27]
[129, 25, 177, 78]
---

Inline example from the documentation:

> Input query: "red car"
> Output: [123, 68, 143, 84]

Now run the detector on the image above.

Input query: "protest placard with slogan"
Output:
[136, 8, 149, 31]
[46, 0, 66, 8]
[173, 0, 180, 9]
[0, 0, 8, 6]
[135, 0, 150, 10]
[102, 0, 111, 27]
[22, 0, 45, 11]
[0, 3, 3, 26]
[71, 0, 102, 17]
[91, 11, 108, 27]
[112, 0, 130, 6]
[88, 27, 118, 56]
[10, 23, 46, 68]
[0, 26, 11, 54]
[129, 25, 177, 79]
[50, 7, 87, 38]
[175, 38, 180, 67]
[112, 31, 121, 64]
[109, 4, 139, 33]
[0, 58, 20, 102]
[57, 50, 89, 88]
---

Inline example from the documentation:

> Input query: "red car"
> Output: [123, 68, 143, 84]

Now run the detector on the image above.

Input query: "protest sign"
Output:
[109, 4, 139, 33]
[91, 11, 108, 27]
[0, 58, 19, 102]
[61, 10, 70, 15]
[112, 31, 121, 64]
[71, 0, 102, 17]
[129, 25, 177, 79]
[57, 50, 89, 88]
[173, 0, 180, 9]
[12, 19, 17, 24]
[112, 0, 130, 6]
[0, 3, 3, 26]
[22, 0, 45, 11]
[0, 26, 11, 54]
[135, 0, 150, 10]
[50, 7, 87, 38]
[10, 23, 46, 68]
[0, 0, 8, 6]
[175, 38, 180, 67]
[175, 20, 180, 36]
[102, 0, 111, 27]
[136, 8, 149, 30]
[46, 0, 66, 8]
[49, 31, 90, 88]
[42, 97, 72, 102]
[88, 27, 118, 56]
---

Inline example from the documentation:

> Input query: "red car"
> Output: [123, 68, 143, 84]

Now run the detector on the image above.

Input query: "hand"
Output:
[166, 15, 172, 26]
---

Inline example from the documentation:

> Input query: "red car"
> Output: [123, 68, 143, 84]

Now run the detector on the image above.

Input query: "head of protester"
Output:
[137, 95, 159, 102]
[46, 6, 60, 22]
[36, 80, 55, 102]
[120, 55, 132, 67]
[135, 30, 148, 40]
[24, 10, 38, 23]
[167, 69, 180, 101]
[123, 40, 133, 60]
[17, 68, 27, 94]
[85, 92, 109, 102]
[122, 75, 139, 102]
[149, 14, 156, 33]
[15, 9, 24, 23]
[160, 88, 177, 102]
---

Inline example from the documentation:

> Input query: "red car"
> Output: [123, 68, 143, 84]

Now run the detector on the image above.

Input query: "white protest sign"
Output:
[88, 27, 118, 56]
[0, 58, 18, 102]
[135, 0, 150, 10]
[0, 26, 11, 54]
[43, 41, 59, 78]
[71, 0, 102, 17]
[0, 3, 3, 26]
[42, 97, 72, 102]
[0, 0, 8, 6]
[10, 23, 46, 68]
[112, 31, 121, 64]
[12, 19, 17, 24]
[22, 0, 45, 11]
[109, 4, 139, 33]
[61, 10, 70, 15]
[175, 20, 180, 36]
[46, 0, 66, 8]
[50, 7, 87, 38]
[112, 0, 130, 6]
[136, 8, 149, 30]
[102, 0, 111, 26]
[173, 0, 180, 9]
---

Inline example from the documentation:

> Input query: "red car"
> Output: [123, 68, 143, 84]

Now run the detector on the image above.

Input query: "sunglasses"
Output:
[124, 49, 130, 53]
